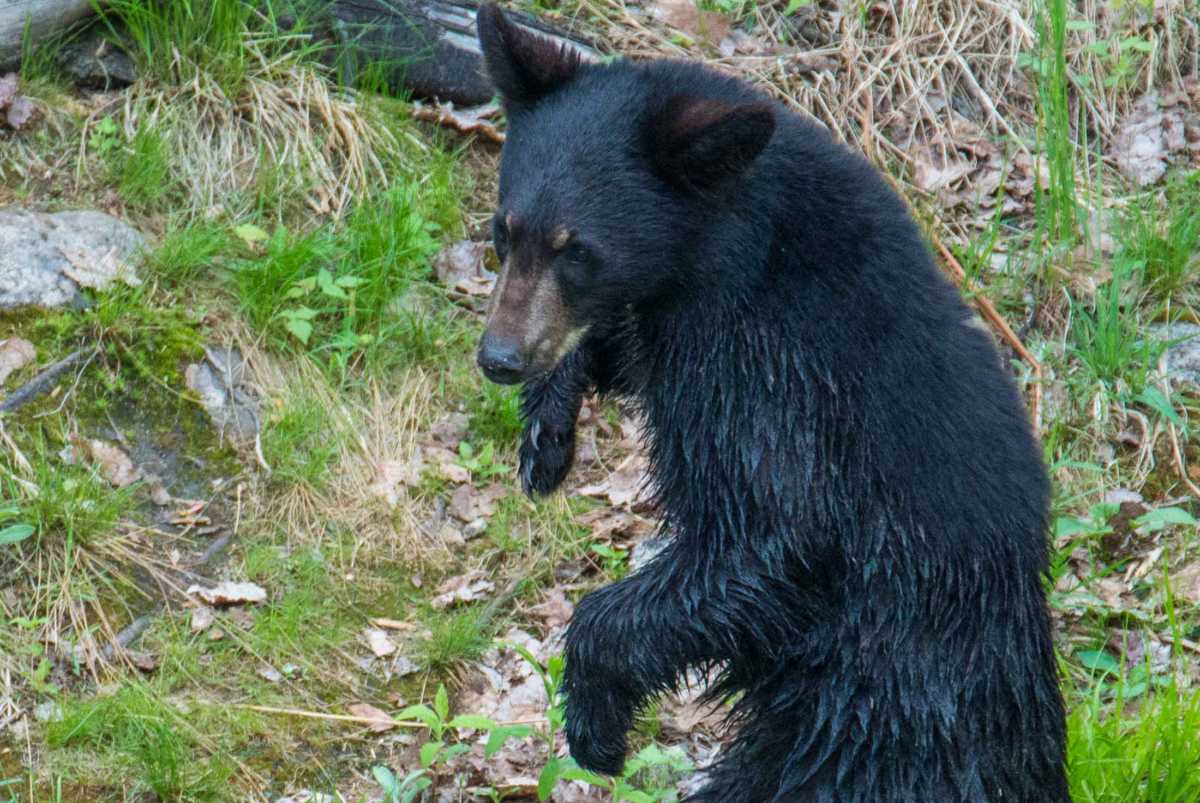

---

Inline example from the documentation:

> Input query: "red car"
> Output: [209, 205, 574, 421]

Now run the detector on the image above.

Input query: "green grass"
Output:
[146, 222, 237, 284]
[1068, 259, 1159, 394]
[95, 0, 318, 94]
[46, 685, 232, 801]
[1030, 0, 1081, 250]
[1117, 175, 1200, 297]
[12, 444, 138, 548]
[230, 176, 464, 375]
[259, 387, 344, 489]
[116, 123, 174, 209]
[414, 608, 493, 673]
[1068, 677, 1200, 801]
[468, 382, 523, 447]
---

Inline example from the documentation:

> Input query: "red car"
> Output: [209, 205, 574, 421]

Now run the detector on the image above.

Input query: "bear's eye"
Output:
[562, 242, 590, 266]
[492, 214, 510, 261]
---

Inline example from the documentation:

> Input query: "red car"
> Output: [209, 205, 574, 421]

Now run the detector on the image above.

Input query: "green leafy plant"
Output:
[590, 542, 631, 577]
[372, 766, 431, 803]
[88, 117, 121, 157]
[455, 441, 512, 482]
[0, 504, 35, 547]
[399, 685, 505, 770]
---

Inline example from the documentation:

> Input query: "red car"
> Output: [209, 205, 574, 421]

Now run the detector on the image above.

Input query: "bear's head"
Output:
[474, 3, 775, 384]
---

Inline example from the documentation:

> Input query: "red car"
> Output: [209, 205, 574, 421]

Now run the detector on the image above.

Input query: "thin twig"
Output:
[932, 235, 1044, 430]
[1161, 633, 1200, 656]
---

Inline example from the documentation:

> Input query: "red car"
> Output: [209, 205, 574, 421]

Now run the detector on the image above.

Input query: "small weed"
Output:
[414, 609, 492, 673]
[87, 117, 122, 158]
[1116, 176, 1200, 296]
[589, 542, 631, 579]
[1068, 259, 1159, 394]
[455, 440, 512, 483]
[372, 765, 431, 803]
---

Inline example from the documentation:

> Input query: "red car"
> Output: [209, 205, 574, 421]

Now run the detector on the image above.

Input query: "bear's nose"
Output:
[477, 336, 526, 385]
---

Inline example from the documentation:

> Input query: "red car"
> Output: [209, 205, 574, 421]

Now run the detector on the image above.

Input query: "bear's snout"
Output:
[477, 334, 527, 385]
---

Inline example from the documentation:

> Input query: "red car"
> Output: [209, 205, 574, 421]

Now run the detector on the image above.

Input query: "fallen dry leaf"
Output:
[364, 628, 398, 658]
[578, 454, 649, 508]
[448, 483, 507, 523]
[190, 607, 215, 633]
[348, 703, 396, 732]
[186, 581, 268, 607]
[0, 338, 35, 386]
[0, 73, 34, 130]
[577, 508, 643, 543]
[424, 445, 471, 484]
[258, 666, 284, 683]
[6, 96, 33, 129]
[368, 459, 422, 508]
[430, 412, 470, 446]
[650, 0, 731, 43]
[0, 74, 15, 107]
[1171, 562, 1200, 605]
[127, 651, 159, 673]
[431, 569, 495, 609]
[85, 439, 140, 487]
[528, 588, 574, 630]
[1110, 91, 1192, 187]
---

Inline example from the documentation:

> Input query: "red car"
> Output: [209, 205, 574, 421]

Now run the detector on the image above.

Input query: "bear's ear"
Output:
[477, 3, 581, 107]
[644, 95, 775, 194]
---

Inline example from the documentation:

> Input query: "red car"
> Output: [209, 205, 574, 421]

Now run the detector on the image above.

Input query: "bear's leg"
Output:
[562, 547, 796, 776]
[518, 345, 593, 496]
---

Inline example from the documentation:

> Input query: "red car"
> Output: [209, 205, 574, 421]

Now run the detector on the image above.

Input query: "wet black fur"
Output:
[478, 5, 1070, 800]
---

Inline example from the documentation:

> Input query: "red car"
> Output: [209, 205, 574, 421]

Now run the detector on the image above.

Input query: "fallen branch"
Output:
[411, 101, 505, 143]
[234, 702, 547, 728]
[0, 348, 96, 415]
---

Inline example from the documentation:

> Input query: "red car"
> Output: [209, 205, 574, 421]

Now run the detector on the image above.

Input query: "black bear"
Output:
[474, 5, 1070, 801]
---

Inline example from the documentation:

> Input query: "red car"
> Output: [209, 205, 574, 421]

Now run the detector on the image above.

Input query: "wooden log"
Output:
[320, 0, 598, 106]
[0, 0, 96, 71]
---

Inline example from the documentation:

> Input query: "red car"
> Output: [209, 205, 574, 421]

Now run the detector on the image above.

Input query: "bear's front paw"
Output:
[519, 418, 576, 497]
[564, 693, 631, 776]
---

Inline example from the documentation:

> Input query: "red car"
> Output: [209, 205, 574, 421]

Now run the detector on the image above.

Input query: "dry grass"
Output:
[223, 322, 446, 565]
[568, 0, 1197, 219]
[77, 38, 432, 221]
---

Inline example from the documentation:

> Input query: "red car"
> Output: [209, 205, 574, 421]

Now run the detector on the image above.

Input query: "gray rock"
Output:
[58, 30, 137, 89]
[0, 208, 146, 310]
[1153, 323, 1200, 388]
[185, 346, 260, 443]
